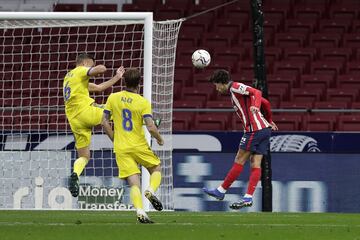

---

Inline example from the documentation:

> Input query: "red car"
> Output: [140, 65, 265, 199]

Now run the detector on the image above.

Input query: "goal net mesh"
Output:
[0, 18, 182, 210]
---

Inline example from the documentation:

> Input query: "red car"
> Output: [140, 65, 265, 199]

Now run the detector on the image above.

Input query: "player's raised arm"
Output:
[88, 66, 125, 93]
[87, 64, 107, 77]
[144, 117, 164, 146]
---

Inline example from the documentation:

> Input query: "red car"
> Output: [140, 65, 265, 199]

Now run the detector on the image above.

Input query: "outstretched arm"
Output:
[88, 64, 107, 77]
[144, 117, 164, 146]
[101, 111, 114, 142]
[88, 66, 125, 93]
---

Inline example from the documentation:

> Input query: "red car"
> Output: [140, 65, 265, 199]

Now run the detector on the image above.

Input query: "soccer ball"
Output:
[191, 49, 211, 68]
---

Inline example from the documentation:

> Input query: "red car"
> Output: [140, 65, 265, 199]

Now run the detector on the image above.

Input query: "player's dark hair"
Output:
[209, 69, 230, 84]
[124, 68, 141, 89]
[76, 53, 94, 65]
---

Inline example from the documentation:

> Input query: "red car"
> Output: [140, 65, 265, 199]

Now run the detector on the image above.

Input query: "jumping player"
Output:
[63, 53, 125, 197]
[203, 69, 278, 209]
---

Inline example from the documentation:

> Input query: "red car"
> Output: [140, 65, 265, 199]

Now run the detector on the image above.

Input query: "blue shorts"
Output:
[239, 128, 271, 155]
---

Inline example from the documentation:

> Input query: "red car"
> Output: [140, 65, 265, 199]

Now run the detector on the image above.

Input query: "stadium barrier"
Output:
[1, 131, 359, 212]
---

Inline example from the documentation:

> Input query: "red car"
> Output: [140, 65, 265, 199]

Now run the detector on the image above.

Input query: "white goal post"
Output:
[0, 12, 182, 211]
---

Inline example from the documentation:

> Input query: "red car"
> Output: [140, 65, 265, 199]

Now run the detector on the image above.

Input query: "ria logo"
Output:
[13, 176, 72, 209]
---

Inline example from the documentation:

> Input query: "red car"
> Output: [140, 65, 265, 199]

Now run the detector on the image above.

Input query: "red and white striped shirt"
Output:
[229, 82, 273, 132]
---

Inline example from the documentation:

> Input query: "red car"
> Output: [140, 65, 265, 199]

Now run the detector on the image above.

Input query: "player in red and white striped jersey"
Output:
[203, 69, 278, 209]
[230, 81, 272, 132]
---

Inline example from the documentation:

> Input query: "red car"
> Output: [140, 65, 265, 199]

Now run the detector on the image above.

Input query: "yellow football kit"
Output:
[104, 90, 160, 178]
[63, 66, 104, 149]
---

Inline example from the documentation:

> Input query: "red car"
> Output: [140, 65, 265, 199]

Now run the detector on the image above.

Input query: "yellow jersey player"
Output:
[102, 68, 164, 224]
[63, 53, 125, 197]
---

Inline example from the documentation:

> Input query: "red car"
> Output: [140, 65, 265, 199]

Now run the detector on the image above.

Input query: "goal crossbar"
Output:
[0, 12, 153, 20]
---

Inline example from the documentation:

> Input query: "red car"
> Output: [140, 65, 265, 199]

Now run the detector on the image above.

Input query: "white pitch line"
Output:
[0, 222, 359, 228]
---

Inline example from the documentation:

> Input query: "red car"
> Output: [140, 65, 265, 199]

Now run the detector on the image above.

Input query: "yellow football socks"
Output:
[149, 171, 162, 193]
[130, 186, 143, 210]
[73, 157, 88, 177]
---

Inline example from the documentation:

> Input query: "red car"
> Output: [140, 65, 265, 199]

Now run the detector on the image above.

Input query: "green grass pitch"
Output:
[1, 211, 360, 240]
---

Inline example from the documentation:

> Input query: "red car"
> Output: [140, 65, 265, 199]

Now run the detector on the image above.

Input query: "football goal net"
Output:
[0, 12, 182, 211]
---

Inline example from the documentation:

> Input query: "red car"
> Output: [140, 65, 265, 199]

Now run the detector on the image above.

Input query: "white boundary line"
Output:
[0, 222, 359, 227]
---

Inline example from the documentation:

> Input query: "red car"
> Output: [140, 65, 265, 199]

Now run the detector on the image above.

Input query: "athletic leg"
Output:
[145, 164, 163, 211]
[127, 174, 153, 224]
[69, 105, 103, 197]
[246, 154, 262, 196]
[203, 149, 251, 200]
[230, 128, 271, 209]
[69, 146, 91, 197]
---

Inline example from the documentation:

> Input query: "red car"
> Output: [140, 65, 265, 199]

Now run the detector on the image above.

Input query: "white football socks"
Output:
[217, 186, 227, 193]
[137, 209, 147, 217]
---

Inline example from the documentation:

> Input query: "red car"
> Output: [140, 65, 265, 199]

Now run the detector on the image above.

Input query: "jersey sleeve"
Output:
[142, 99, 152, 119]
[77, 66, 91, 78]
[261, 97, 273, 123]
[104, 94, 113, 115]
[230, 82, 250, 95]
[230, 82, 262, 108]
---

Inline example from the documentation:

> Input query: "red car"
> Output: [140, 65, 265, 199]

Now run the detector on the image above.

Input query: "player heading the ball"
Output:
[63, 53, 125, 198]
[203, 69, 278, 209]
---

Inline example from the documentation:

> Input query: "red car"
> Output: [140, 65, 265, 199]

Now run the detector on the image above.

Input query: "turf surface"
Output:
[0, 211, 359, 240]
